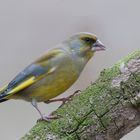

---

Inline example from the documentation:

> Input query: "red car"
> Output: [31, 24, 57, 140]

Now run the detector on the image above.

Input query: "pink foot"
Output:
[38, 115, 60, 122]
[44, 90, 81, 107]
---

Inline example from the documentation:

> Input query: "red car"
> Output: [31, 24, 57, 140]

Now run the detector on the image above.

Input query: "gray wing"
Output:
[0, 64, 47, 99]
[8, 64, 47, 89]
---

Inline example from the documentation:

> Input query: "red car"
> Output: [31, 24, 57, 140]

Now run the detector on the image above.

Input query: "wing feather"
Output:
[0, 48, 64, 100]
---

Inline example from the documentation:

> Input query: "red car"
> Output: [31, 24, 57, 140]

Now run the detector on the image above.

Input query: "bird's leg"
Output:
[31, 98, 59, 121]
[45, 90, 81, 107]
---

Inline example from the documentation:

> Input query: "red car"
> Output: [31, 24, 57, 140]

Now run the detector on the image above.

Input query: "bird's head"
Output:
[65, 32, 106, 61]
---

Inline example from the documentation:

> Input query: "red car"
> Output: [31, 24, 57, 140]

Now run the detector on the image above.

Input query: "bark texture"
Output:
[21, 49, 140, 140]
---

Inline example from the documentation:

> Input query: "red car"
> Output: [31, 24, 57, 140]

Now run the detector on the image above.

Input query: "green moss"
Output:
[99, 49, 140, 81]
[118, 49, 140, 64]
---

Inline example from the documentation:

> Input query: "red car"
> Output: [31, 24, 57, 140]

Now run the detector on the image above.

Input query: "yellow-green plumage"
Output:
[0, 32, 105, 120]
[12, 49, 80, 102]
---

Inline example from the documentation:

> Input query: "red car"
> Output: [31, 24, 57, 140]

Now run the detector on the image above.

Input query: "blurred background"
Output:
[0, 0, 139, 139]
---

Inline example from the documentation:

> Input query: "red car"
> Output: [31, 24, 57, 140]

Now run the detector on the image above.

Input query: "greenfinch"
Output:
[0, 32, 105, 120]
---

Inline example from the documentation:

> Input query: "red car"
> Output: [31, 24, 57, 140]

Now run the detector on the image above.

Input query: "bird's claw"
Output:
[45, 90, 81, 107]
[37, 114, 61, 122]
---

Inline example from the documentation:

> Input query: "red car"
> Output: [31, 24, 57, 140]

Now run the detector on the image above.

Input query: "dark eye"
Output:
[81, 36, 97, 44]
[85, 38, 91, 42]
[83, 37, 96, 44]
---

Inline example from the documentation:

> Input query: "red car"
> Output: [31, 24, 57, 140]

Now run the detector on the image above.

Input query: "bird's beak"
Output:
[91, 40, 106, 52]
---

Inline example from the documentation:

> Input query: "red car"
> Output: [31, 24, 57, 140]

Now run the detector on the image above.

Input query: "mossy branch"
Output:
[21, 49, 140, 140]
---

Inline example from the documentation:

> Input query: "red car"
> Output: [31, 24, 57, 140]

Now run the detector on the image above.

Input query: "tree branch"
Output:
[21, 49, 140, 140]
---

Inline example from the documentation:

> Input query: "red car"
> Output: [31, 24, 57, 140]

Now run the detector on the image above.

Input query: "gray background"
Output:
[0, 0, 139, 139]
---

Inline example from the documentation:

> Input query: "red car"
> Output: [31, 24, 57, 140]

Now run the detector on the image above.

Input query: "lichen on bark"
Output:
[21, 49, 140, 140]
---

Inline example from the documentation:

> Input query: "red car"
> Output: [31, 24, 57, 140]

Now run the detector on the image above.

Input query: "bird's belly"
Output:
[13, 68, 79, 102]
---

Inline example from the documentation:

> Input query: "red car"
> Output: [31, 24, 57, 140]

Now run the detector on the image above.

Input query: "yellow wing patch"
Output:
[8, 76, 35, 95]
[47, 66, 57, 74]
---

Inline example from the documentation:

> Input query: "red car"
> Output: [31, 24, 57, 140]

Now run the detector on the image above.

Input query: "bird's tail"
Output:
[0, 84, 9, 103]
[0, 98, 8, 103]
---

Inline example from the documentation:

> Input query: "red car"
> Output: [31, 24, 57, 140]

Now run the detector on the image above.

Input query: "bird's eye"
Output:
[85, 38, 91, 42]
[83, 37, 92, 43]
[81, 36, 96, 44]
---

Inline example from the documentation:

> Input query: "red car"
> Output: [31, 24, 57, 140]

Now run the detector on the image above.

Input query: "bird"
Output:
[0, 32, 105, 121]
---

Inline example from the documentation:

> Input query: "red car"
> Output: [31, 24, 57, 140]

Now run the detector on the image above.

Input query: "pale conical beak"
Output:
[91, 40, 106, 51]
